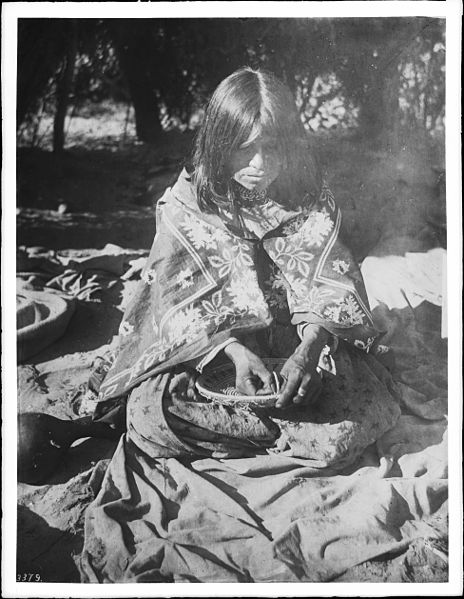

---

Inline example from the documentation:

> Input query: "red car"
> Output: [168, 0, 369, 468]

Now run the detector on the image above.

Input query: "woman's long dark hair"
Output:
[192, 67, 322, 214]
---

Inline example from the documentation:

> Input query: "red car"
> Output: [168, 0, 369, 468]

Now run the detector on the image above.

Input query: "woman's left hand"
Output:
[168, 369, 201, 402]
[276, 325, 329, 409]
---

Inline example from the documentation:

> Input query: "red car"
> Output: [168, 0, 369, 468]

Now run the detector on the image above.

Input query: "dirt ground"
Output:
[15, 127, 448, 583]
[17, 128, 445, 257]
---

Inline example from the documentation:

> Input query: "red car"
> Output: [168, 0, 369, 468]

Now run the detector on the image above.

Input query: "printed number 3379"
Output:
[17, 573, 41, 582]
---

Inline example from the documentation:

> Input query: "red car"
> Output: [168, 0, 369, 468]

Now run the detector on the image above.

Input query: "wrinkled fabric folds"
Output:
[80, 434, 447, 583]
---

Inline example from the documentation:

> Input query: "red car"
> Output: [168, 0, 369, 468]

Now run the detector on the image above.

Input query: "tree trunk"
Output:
[127, 71, 162, 143]
[17, 20, 68, 129]
[357, 57, 400, 147]
[53, 20, 78, 153]
[109, 23, 162, 143]
[357, 21, 419, 149]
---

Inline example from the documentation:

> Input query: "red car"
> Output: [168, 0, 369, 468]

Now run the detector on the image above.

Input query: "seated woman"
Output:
[92, 67, 400, 468]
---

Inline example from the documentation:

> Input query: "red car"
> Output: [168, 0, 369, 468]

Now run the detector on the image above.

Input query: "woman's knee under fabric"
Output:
[126, 372, 280, 459]
[268, 344, 401, 467]
[126, 346, 400, 467]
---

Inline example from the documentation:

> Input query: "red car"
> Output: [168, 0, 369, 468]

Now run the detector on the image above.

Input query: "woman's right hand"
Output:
[224, 341, 275, 396]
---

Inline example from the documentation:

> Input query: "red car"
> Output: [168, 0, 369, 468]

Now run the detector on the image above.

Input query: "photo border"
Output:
[2, 2, 462, 597]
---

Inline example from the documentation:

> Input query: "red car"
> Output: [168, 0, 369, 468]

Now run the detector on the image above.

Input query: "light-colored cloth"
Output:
[80, 433, 446, 583]
[79, 183, 447, 583]
[16, 243, 148, 362]
[362, 248, 448, 423]
[78, 242, 448, 583]
[361, 247, 446, 336]
[17, 243, 148, 301]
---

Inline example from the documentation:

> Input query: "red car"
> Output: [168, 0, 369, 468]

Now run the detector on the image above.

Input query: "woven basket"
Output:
[196, 357, 286, 408]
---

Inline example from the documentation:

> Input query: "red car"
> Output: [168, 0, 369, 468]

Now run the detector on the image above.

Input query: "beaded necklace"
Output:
[232, 179, 271, 207]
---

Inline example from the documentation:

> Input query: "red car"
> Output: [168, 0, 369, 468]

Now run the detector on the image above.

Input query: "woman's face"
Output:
[229, 130, 282, 192]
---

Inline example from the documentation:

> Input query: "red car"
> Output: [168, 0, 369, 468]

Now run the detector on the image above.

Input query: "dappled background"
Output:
[17, 17, 445, 258]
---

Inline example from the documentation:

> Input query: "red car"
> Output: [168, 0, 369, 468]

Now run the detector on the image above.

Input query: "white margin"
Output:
[2, 2, 462, 598]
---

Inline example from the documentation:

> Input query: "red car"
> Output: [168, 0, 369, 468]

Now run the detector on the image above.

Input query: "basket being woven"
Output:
[196, 357, 286, 408]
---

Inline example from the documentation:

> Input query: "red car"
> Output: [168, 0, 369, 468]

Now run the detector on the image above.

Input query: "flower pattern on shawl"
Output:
[290, 285, 336, 315]
[119, 321, 134, 337]
[319, 182, 336, 211]
[268, 268, 288, 292]
[263, 268, 289, 310]
[281, 211, 309, 236]
[181, 213, 217, 249]
[207, 241, 253, 278]
[97, 172, 380, 404]
[227, 270, 269, 316]
[332, 259, 350, 275]
[141, 268, 157, 285]
[201, 290, 235, 326]
[166, 305, 203, 345]
[375, 344, 390, 355]
[176, 267, 194, 289]
[264, 195, 374, 338]
[300, 208, 334, 247]
[323, 295, 366, 326]
[271, 237, 315, 278]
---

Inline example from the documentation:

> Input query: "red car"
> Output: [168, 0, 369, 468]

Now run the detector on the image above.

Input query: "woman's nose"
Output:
[249, 147, 265, 170]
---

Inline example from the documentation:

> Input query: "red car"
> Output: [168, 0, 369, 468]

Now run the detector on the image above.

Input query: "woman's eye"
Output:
[265, 141, 279, 153]
[239, 141, 255, 151]
[238, 146, 255, 158]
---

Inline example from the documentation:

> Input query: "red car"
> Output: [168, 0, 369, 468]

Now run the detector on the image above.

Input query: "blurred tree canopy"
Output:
[17, 17, 445, 151]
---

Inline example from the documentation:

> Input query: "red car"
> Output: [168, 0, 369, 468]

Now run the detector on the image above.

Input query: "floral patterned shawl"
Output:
[97, 169, 379, 412]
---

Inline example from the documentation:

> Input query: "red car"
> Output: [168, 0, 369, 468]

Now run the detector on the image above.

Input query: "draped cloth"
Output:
[94, 169, 380, 423]
[79, 172, 424, 583]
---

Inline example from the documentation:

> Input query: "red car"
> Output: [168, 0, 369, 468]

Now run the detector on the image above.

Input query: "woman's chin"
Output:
[242, 179, 267, 192]
[256, 181, 271, 192]
[234, 173, 276, 192]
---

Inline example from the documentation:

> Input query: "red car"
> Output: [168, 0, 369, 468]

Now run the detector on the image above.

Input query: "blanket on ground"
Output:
[15, 244, 448, 582]
[77, 193, 448, 582]
[80, 434, 447, 583]
[16, 244, 147, 362]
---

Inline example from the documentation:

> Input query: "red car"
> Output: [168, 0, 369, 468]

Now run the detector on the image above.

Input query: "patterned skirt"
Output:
[127, 331, 400, 469]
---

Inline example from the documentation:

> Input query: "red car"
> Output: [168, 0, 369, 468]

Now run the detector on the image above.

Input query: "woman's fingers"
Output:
[293, 372, 321, 404]
[254, 366, 275, 393]
[187, 375, 200, 401]
[237, 369, 274, 396]
[231, 349, 275, 395]
[237, 375, 259, 396]
[276, 370, 301, 408]
[169, 372, 189, 396]
[276, 367, 323, 408]
[292, 379, 310, 405]
[169, 371, 201, 401]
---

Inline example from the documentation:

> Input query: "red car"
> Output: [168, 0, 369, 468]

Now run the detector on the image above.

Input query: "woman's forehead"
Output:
[239, 125, 278, 149]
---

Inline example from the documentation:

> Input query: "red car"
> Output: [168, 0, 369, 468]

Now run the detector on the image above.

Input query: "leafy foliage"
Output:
[17, 17, 445, 148]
